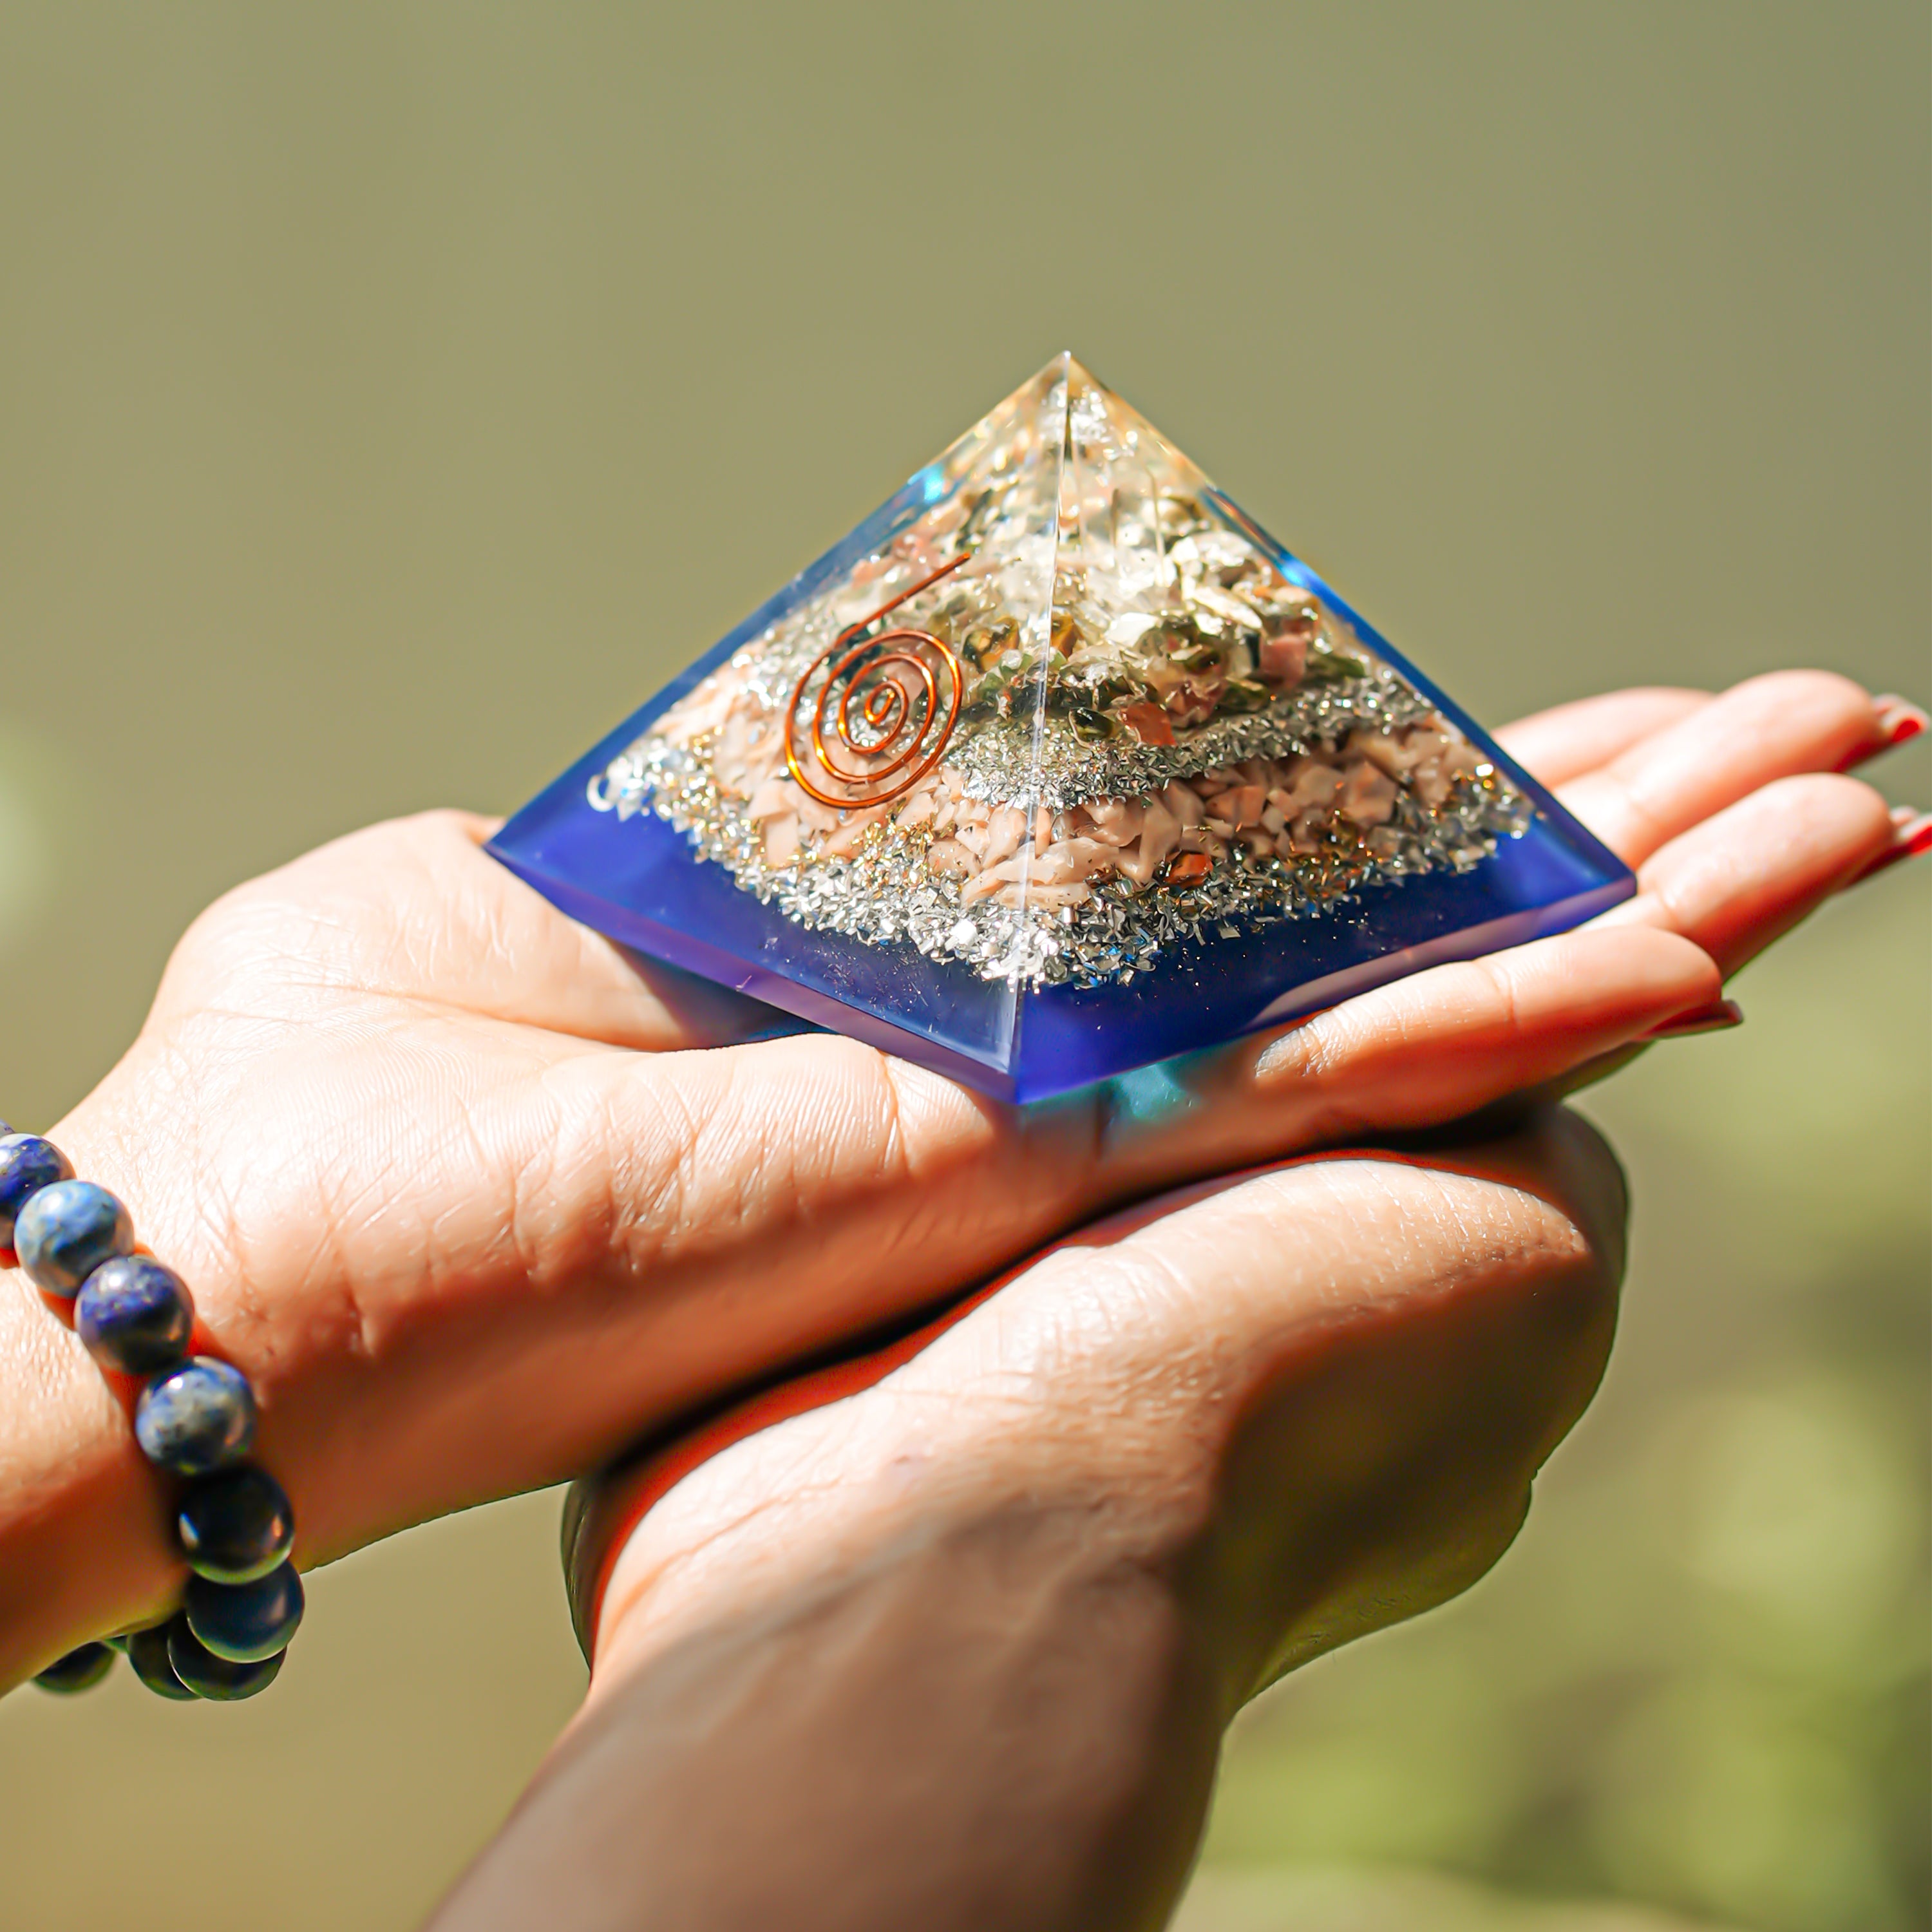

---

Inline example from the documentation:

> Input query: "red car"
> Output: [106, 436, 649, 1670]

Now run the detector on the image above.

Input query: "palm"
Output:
[50, 670, 1900, 1575]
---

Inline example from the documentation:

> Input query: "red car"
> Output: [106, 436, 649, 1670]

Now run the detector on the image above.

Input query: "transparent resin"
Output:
[491, 355, 1632, 1101]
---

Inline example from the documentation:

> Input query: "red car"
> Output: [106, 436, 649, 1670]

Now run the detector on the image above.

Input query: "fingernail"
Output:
[1842, 696, 1929, 770]
[1852, 810, 1932, 885]
[1878, 696, 1929, 744]
[1644, 998, 1744, 1040]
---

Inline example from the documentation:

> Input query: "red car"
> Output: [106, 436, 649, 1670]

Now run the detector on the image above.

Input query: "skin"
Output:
[0, 669, 1912, 1699]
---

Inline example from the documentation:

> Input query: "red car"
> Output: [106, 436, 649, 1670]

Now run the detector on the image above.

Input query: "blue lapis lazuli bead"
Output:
[134, 1357, 257, 1475]
[76, 1255, 196, 1376]
[184, 1560, 304, 1663]
[177, 1464, 294, 1584]
[33, 1642, 116, 1692]
[126, 1623, 196, 1700]
[0, 1135, 75, 1249]
[166, 1618, 285, 1700]
[14, 1180, 134, 1297]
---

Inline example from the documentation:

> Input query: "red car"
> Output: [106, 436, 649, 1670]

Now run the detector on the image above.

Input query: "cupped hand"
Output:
[8, 669, 1910, 1671]
[440, 1108, 1631, 1932]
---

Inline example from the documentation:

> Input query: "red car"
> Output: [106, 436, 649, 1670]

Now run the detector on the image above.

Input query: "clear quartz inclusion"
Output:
[490, 354, 1632, 1103]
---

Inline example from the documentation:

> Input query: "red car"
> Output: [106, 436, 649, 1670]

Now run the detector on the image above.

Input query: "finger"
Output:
[1497, 685, 1924, 791]
[587, 1110, 1627, 1702]
[1555, 670, 1882, 864]
[1594, 770, 1896, 974]
[1522, 772, 1902, 1104]
[1837, 694, 1928, 771]
[1104, 922, 1718, 1179]
[1494, 687, 1710, 785]
[1847, 805, 1932, 886]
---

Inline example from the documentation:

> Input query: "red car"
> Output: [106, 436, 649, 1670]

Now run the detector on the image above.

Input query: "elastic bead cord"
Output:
[0, 1121, 303, 1701]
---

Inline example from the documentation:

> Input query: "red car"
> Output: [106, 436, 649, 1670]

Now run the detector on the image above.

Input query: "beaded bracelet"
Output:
[1, 1123, 302, 1701]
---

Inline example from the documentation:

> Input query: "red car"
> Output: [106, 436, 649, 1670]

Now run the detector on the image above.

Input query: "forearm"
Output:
[430, 1501, 1221, 1932]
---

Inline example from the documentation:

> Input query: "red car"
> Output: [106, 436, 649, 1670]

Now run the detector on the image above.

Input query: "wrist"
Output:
[0, 1281, 181, 1688]
[449, 1485, 1220, 1932]
[0, 1070, 227, 1688]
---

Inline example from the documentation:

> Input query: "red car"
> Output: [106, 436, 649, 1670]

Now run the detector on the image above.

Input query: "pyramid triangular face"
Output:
[491, 354, 1631, 1101]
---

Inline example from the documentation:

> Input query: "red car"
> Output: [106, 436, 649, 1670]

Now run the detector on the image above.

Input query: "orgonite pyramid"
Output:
[491, 354, 1632, 1102]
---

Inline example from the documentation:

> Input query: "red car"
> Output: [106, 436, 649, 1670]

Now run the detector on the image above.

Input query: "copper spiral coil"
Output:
[783, 552, 971, 810]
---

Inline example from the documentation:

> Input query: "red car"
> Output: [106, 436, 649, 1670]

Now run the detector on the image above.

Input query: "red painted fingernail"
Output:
[1878, 695, 1929, 742]
[1852, 810, 1932, 885]
[1842, 696, 1929, 770]
[1644, 998, 1745, 1040]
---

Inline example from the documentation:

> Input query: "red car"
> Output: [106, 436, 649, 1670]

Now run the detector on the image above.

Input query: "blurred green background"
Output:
[0, 5, 1924, 1929]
